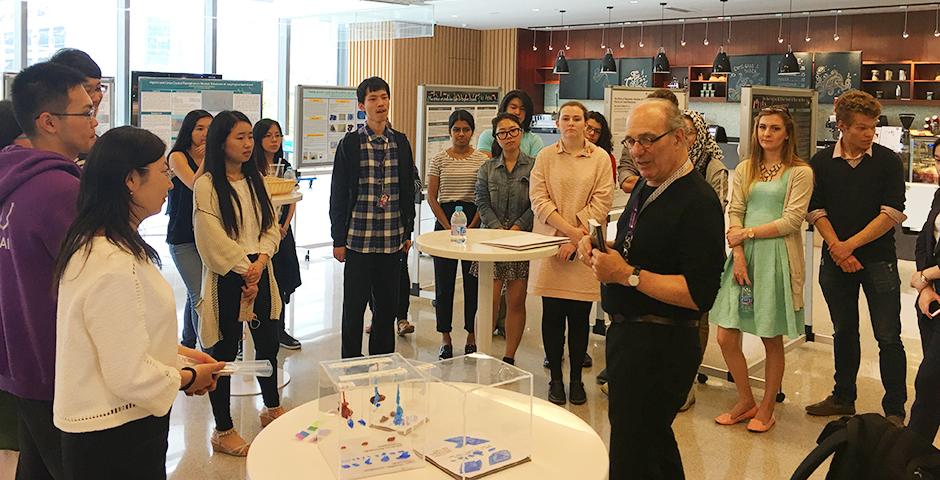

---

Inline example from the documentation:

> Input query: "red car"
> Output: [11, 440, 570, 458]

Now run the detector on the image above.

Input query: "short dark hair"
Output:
[499, 90, 535, 132]
[448, 109, 475, 132]
[49, 48, 102, 79]
[0, 100, 23, 148]
[11, 62, 87, 137]
[647, 88, 679, 107]
[357, 77, 390, 104]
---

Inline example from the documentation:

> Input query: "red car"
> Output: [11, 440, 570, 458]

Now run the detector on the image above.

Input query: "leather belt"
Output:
[611, 313, 699, 328]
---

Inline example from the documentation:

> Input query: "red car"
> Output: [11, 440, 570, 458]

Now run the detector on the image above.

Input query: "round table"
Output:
[416, 230, 559, 356]
[246, 384, 608, 480]
[233, 189, 303, 396]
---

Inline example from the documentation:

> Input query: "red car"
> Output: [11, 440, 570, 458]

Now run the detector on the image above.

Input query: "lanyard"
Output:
[621, 161, 694, 258]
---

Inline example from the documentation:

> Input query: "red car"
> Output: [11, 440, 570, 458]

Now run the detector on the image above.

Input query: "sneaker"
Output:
[569, 382, 587, 405]
[805, 395, 856, 417]
[678, 386, 696, 412]
[464, 344, 477, 355]
[397, 320, 415, 336]
[439, 344, 454, 360]
[279, 331, 301, 350]
[582, 353, 593, 368]
[596, 368, 609, 385]
[548, 381, 566, 405]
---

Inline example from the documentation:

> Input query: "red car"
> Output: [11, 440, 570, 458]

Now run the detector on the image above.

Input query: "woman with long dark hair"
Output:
[53, 126, 223, 479]
[477, 90, 543, 159]
[167, 109, 212, 349]
[585, 111, 615, 183]
[194, 110, 283, 456]
[251, 118, 303, 350]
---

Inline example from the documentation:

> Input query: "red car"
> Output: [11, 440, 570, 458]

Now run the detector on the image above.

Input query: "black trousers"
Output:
[607, 320, 700, 480]
[61, 414, 169, 480]
[342, 249, 401, 358]
[541, 297, 592, 383]
[819, 258, 907, 416]
[14, 396, 63, 480]
[207, 259, 280, 431]
[910, 307, 940, 440]
[368, 250, 411, 321]
[433, 201, 478, 334]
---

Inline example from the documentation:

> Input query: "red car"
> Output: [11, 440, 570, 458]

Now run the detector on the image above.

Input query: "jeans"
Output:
[818, 257, 907, 416]
[61, 414, 169, 480]
[342, 250, 401, 358]
[14, 396, 64, 480]
[607, 320, 700, 480]
[910, 306, 940, 441]
[541, 297, 592, 383]
[168, 242, 203, 348]
[433, 201, 479, 334]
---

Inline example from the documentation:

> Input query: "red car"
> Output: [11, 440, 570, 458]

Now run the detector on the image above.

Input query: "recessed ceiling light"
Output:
[461, 23, 467, 27]
[451, 14, 458, 18]
[532, 8, 540, 12]
[630, 0, 638, 4]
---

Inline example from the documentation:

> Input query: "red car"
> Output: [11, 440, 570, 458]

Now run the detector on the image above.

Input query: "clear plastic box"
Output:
[423, 353, 534, 479]
[316, 353, 429, 479]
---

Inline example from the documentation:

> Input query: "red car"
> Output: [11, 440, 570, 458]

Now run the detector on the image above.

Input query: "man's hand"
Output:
[912, 271, 930, 291]
[577, 235, 594, 267]
[838, 255, 863, 273]
[828, 240, 855, 265]
[918, 287, 940, 316]
[590, 249, 630, 285]
[403, 239, 412, 255]
[333, 246, 347, 263]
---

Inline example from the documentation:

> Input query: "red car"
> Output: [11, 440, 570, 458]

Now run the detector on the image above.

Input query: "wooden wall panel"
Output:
[480, 29, 517, 95]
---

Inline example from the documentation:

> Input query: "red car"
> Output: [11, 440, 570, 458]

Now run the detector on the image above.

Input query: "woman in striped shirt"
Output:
[428, 109, 489, 359]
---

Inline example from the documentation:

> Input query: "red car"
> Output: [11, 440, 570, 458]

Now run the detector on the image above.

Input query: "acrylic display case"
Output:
[423, 353, 534, 479]
[316, 353, 429, 480]
[910, 135, 939, 185]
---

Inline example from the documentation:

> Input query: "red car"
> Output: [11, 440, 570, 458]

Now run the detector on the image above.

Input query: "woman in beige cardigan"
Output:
[530, 101, 613, 406]
[709, 107, 813, 433]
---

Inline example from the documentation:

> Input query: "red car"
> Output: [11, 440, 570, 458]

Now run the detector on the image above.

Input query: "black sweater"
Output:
[808, 142, 905, 264]
[329, 129, 416, 248]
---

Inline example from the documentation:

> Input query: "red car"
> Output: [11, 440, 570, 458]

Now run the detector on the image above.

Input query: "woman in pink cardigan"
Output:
[529, 101, 613, 405]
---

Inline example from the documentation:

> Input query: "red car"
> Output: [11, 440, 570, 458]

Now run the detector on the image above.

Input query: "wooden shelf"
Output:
[863, 80, 908, 83]
[537, 66, 556, 70]
[689, 97, 727, 103]
[690, 80, 727, 83]
[914, 80, 940, 83]
[535, 81, 560, 85]
[875, 99, 940, 106]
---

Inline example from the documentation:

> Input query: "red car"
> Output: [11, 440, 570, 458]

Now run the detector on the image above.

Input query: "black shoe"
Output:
[548, 381, 566, 405]
[569, 382, 587, 405]
[464, 344, 477, 355]
[596, 368, 608, 385]
[582, 353, 593, 368]
[592, 322, 607, 336]
[439, 344, 454, 360]
[279, 331, 302, 350]
[502, 356, 515, 365]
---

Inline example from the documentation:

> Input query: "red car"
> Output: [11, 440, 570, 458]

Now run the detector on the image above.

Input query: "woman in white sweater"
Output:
[54, 126, 223, 479]
[194, 110, 284, 456]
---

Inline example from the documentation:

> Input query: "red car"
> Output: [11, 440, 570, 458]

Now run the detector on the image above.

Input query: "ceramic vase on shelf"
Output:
[899, 70, 907, 81]
[871, 70, 880, 81]
[885, 70, 893, 81]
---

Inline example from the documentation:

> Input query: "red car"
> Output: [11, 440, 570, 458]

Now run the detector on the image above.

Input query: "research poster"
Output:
[294, 85, 363, 168]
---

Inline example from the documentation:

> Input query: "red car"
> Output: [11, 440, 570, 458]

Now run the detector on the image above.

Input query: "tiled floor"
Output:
[142, 241, 928, 480]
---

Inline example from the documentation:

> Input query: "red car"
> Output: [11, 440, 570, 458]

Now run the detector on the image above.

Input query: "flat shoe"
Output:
[746, 415, 776, 433]
[715, 405, 759, 426]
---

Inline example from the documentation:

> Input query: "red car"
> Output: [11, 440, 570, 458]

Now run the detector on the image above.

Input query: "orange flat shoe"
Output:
[746, 415, 776, 433]
[714, 405, 759, 426]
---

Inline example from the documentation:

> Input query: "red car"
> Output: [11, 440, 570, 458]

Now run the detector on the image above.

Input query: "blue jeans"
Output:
[169, 242, 203, 348]
[819, 256, 907, 417]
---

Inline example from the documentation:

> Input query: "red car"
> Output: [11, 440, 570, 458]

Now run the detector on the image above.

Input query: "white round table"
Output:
[416, 230, 559, 356]
[246, 384, 608, 480]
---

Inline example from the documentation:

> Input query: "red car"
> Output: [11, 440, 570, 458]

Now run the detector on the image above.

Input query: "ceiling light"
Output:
[602, 6, 617, 74]
[531, 29, 537, 51]
[639, 21, 645, 48]
[777, 13, 784, 44]
[779, 0, 800, 76]
[833, 10, 840, 41]
[554, 10, 569, 74]
[620, 22, 626, 48]
[903, 6, 910, 39]
[804, 12, 811, 42]
[653, 3, 671, 73]
[680, 19, 686, 46]
[712, 0, 731, 75]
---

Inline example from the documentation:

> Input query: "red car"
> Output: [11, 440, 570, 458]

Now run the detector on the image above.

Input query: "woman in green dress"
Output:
[710, 107, 814, 433]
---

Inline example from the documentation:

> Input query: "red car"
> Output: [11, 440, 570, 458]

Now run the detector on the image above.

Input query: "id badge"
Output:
[376, 192, 390, 208]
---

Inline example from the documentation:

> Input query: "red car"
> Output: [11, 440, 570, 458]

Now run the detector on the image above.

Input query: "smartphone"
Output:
[589, 219, 607, 253]
[931, 301, 940, 318]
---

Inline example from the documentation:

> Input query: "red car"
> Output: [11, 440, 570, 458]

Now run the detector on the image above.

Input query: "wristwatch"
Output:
[627, 266, 642, 287]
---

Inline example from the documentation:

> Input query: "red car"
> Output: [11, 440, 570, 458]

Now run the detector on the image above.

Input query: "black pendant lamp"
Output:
[554, 10, 570, 75]
[778, 0, 800, 76]
[601, 6, 617, 74]
[653, 2, 670, 73]
[711, 0, 732, 74]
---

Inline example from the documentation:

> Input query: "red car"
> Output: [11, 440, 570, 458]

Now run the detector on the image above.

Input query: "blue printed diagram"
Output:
[427, 436, 524, 478]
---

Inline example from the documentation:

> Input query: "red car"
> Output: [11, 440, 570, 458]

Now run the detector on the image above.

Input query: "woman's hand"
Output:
[279, 225, 288, 239]
[556, 242, 577, 261]
[178, 346, 217, 365]
[732, 250, 751, 286]
[181, 362, 225, 396]
[243, 262, 262, 286]
[727, 227, 748, 248]
[242, 283, 259, 303]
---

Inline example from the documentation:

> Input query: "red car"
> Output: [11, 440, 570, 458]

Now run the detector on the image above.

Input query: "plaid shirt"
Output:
[346, 125, 404, 253]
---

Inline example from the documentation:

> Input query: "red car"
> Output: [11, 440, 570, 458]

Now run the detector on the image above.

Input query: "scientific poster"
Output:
[294, 86, 364, 168]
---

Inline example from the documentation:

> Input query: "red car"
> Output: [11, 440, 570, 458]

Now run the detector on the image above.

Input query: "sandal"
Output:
[211, 428, 250, 457]
[714, 405, 759, 426]
[747, 415, 776, 433]
[260, 406, 287, 428]
[397, 320, 415, 336]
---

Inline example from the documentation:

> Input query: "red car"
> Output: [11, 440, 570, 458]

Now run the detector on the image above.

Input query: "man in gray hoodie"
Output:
[0, 61, 96, 479]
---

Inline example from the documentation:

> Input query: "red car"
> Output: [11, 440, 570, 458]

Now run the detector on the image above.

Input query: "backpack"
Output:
[791, 414, 940, 480]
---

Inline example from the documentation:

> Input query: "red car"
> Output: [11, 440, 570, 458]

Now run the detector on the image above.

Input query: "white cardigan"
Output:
[54, 237, 181, 433]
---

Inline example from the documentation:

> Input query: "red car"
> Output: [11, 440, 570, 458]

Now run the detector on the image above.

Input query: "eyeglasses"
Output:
[263, 133, 283, 140]
[494, 127, 522, 140]
[38, 108, 97, 120]
[585, 126, 601, 135]
[84, 83, 108, 95]
[622, 127, 677, 149]
[142, 165, 172, 178]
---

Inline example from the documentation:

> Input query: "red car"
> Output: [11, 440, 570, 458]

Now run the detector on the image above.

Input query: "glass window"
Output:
[217, 0, 280, 121]
[130, 0, 205, 73]
[26, 0, 118, 75]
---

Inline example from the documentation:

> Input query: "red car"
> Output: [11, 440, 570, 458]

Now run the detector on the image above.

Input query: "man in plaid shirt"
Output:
[330, 77, 417, 358]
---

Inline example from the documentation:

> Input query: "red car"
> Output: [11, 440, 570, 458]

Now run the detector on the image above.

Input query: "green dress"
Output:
[710, 169, 804, 338]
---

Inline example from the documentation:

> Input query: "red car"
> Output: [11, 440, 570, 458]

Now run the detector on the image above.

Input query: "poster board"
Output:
[293, 85, 362, 168]
[739, 86, 818, 163]
[812, 51, 861, 104]
[4, 73, 114, 136]
[769, 52, 813, 89]
[137, 76, 262, 152]
[415, 85, 501, 184]
[727, 56, 768, 103]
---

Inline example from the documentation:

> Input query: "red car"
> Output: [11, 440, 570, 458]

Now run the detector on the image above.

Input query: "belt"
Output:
[611, 313, 699, 328]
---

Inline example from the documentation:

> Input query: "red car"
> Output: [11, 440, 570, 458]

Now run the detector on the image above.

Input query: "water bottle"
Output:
[739, 284, 754, 314]
[450, 206, 467, 244]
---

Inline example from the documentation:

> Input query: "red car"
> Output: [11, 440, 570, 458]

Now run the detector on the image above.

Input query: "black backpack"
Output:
[791, 414, 940, 480]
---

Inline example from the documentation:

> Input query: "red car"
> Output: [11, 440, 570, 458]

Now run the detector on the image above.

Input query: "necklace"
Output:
[759, 162, 782, 182]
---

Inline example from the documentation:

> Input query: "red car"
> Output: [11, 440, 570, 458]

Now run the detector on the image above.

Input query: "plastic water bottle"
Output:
[450, 206, 467, 244]
[739, 284, 754, 314]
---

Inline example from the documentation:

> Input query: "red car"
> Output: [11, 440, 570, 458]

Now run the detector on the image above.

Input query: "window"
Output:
[130, 0, 205, 73]
[216, 0, 280, 121]
[26, 0, 118, 75]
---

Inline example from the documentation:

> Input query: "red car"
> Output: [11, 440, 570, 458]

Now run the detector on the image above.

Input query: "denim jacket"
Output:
[475, 152, 535, 231]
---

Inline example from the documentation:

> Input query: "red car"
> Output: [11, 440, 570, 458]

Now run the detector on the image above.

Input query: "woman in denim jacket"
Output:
[474, 113, 536, 365]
